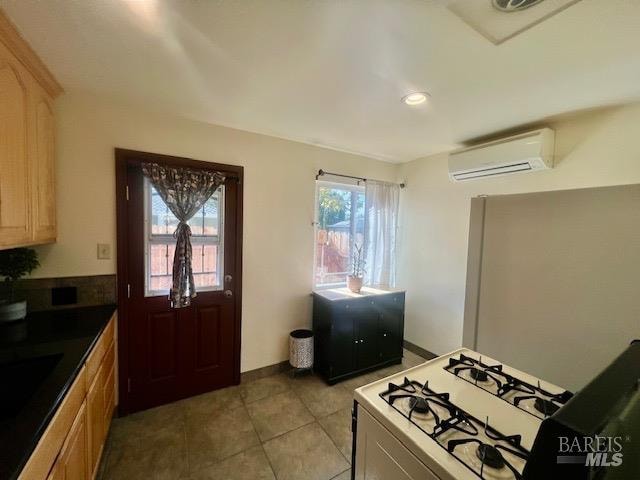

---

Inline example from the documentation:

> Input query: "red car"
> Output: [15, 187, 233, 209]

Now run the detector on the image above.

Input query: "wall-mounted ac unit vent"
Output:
[448, 128, 555, 182]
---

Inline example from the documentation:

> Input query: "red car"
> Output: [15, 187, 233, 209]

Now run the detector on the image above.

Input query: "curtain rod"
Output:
[315, 169, 405, 188]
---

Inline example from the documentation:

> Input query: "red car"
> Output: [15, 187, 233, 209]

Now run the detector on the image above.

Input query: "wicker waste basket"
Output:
[289, 329, 313, 371]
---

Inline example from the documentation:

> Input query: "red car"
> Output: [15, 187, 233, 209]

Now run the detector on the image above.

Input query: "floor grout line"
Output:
[184, 402, 261, 477]
[260, 418, 319, 445]
[316, 412, 352, 466]
[103, 362, 426, 479]
[259, 443, 280, 480]
[329, 467, 352, 480]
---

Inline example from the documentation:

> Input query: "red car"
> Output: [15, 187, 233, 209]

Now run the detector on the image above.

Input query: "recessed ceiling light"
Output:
[402, 92, 429, 106]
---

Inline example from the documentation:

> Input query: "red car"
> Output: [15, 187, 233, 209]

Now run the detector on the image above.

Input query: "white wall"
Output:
[397, 103, 640, 356]
[35, 91, 396, 373]
[34, 91, 640, 371]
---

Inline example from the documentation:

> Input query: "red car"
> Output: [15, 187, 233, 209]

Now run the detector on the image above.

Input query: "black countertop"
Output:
[0, 304, 116, 480]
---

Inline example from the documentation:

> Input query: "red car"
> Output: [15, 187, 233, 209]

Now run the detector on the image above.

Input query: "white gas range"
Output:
[352, 348, 572, 480]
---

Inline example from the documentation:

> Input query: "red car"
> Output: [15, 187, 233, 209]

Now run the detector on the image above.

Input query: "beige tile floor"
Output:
[98, 349, 427, 480]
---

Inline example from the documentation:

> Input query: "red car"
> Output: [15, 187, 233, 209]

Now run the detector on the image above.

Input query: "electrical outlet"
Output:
[97, 243, 111, 260]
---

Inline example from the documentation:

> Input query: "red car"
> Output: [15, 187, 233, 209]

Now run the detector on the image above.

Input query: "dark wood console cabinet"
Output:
[312, 288, 405, 384]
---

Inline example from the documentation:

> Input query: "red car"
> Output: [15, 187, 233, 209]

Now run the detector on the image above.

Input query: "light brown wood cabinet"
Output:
[46, 403, 89, 480]
[19, 312, 117, 480]
[86, 336, 116, 477]
[0, 9, 62, 249]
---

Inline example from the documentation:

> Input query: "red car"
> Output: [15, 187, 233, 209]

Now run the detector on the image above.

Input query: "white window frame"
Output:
[313, 180, 365, 289]
[143, 178, 225, 297]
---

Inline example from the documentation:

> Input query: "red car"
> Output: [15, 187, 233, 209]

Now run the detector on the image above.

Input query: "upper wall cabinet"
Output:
[0, 9, 62, 250]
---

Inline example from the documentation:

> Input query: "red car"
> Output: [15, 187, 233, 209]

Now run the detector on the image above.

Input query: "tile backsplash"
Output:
[2, 275, 117, 312]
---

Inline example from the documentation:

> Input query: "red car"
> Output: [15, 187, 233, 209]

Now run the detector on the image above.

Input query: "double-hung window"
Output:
[143, 178, 224, 297]
[314, 181, 365, 288]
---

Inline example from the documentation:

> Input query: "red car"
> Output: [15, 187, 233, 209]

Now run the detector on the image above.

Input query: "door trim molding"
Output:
[115, 148, 244, 415]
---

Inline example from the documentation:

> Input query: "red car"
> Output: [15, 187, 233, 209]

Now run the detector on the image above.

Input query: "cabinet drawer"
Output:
[18, 367, 87, 480]
[103, 359, 116, 430]
[102, 339, 116, 426]
[48, 402, 88, 480]
[85, 315, 115, 386]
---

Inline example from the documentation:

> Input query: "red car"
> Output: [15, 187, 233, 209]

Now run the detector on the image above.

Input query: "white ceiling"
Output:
[2, 0, 640, 162]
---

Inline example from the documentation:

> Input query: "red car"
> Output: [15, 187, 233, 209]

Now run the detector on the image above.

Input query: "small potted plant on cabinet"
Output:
[0, 248, 39, 322]
[347, 243, 365, 294]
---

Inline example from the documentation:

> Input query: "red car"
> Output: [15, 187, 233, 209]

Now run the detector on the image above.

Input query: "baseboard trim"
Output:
[241, 360, 290, 383]
[403, 340, 438, 360]
[241, 342, 438, 384]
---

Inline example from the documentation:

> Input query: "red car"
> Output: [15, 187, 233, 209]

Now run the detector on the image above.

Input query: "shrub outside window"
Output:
[314, 181, 365, 288]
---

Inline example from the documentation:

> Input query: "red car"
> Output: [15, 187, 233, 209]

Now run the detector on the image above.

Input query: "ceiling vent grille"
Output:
[492, 0, 546, 12]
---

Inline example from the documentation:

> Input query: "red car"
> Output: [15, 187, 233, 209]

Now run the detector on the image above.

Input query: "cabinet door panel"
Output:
[102, 341, 116, 433]
[86, 369, 104, 477]
[377, 295, 404, 361]
[32, 92, 56, 242]
[0, 52, 30, 247]
[55, 402, 88, 480]
[47, 462, 62, 480]
[355, 303, 380, 370]
[103, 363, 116, 431]
[329, 302, 356, 377]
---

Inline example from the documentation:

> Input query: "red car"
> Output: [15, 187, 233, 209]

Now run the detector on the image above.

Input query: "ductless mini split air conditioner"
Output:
[448, 128, 555, 181]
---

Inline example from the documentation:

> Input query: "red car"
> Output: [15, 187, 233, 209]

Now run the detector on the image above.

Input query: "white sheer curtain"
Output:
[364, 180, 400, 288]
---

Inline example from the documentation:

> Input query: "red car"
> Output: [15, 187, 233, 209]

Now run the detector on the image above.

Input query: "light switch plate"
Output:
[97, 243, 111, 260]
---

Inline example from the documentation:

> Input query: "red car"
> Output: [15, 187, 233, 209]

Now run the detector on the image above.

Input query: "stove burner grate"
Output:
[379, 377, 530, 480]
[409, 396, 430, 414]
[444, 354, 573, 419]
[534, 397, 560, 416]
[470, 367, 488, 382]
[476, 443, 505, 469]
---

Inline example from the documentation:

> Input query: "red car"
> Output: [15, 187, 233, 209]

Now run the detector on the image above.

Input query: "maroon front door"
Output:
[116, 149, 243, 414]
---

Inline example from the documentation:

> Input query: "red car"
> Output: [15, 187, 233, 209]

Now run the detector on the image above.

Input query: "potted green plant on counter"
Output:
[347, 243, 365, 294]
[0, 248, 39, 322]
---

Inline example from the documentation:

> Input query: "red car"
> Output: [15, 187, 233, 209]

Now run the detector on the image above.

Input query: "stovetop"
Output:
[354, 348, 569, 480]
[380, 377, 530, 479]
[443, 353, 573, 420]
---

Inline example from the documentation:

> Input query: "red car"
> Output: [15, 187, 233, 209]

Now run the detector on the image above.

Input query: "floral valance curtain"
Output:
[142, 163, 225, 308]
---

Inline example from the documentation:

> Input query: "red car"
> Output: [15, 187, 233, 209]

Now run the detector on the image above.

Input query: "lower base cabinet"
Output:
[312, 289, 405, 384]
[19, 312, 117, 480]
[47, 404, 88, 480]
[87, 339, 116, 477]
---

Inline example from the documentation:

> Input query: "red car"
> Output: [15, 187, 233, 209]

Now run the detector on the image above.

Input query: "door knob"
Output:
[224, 290, 233, 298]
[225, 274, 233, 283]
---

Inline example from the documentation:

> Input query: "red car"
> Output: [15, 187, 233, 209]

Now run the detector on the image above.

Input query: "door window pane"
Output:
[314, 182, 365, 287]
[144, 180, 224, 297]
